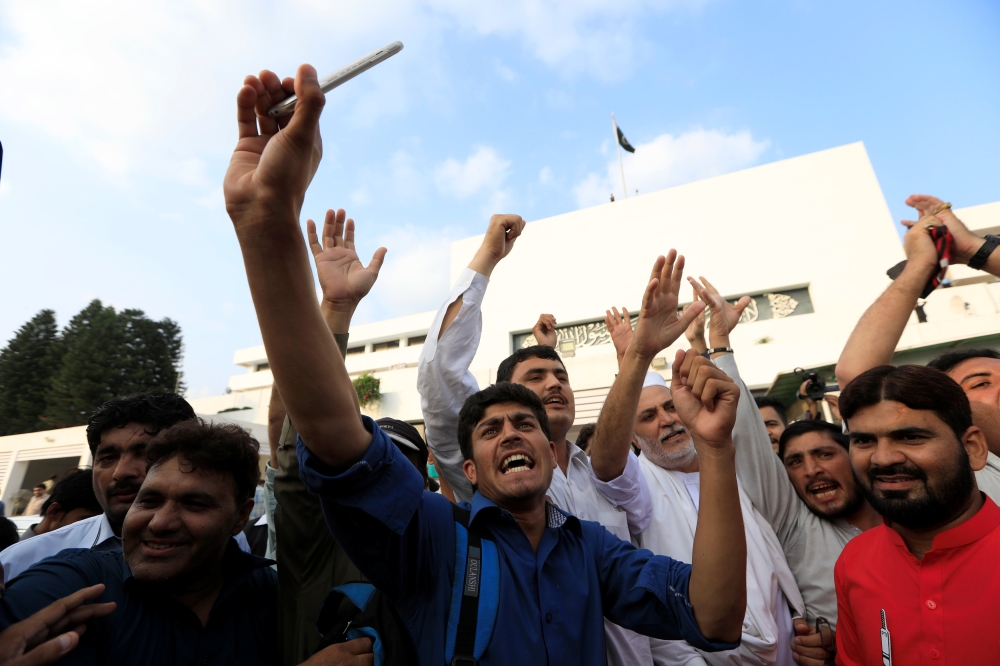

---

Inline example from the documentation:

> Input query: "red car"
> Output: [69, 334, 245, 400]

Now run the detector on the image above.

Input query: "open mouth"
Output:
[807, 481, 840, 502]
[501, 453, 536, 475]
[661, 429, 687, 445]
[141, 541, 185, 555]
[543, 394, 566, 407]
[874, 475, 918, 489]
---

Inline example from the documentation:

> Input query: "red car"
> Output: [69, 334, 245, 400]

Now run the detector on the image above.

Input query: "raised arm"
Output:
[417, 215, 525, 502]
[672, 349, 746, 644]
[591, 252, 704, 481]
[907, 194, 1000, 277]
[224, 65, 379, 468]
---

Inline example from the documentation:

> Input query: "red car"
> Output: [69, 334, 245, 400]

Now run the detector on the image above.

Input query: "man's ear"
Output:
[962, 425, 989, 472]
[463, 459, 478, 486]
[43, 502, 65, 522]
[233, 497, 255, 536]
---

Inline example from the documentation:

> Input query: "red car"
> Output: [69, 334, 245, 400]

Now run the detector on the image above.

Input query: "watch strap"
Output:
[968, 235, 1000, 270]
[709, 347, 734, 355]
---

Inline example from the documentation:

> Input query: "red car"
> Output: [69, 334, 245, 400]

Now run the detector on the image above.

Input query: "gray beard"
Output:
[636, 430, 698, 471]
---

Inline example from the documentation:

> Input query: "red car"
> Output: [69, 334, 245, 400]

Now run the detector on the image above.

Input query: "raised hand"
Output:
[468, 215, 526, 278]
[307, 209, 387, 315]
[671, 348, 740, 449]
[604, 306, 634, 362]
[224, 65, 325, 228]
[899, 211, 946, 279]
[630, 251, 705, 360]
[683, 292, 708, 352]
[0, 584, 116, 666]
[904, 194, 980, 264]
[532, 314, 558, 348]
[687, 276, 750, 345]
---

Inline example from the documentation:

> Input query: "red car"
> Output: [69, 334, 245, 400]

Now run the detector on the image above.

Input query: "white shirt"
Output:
[417, 267, 654, 666]
[1, 513, 252, 583]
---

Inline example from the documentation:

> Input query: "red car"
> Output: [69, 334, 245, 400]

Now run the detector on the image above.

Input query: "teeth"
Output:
[502, 454, 533, 474]
[146, 543, 175, 550]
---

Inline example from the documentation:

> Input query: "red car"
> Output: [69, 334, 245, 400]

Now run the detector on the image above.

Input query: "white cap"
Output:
[642, 371, 667, 390]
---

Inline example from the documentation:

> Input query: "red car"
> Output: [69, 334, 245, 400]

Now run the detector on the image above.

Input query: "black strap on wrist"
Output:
[709, 347, 734, 355]
[968, 235, 1000, 270]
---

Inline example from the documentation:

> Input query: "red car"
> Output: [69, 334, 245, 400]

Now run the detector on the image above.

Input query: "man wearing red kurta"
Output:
[834, 364, 1000, 664]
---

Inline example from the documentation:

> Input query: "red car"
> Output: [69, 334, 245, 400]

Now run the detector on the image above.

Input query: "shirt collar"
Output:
[95, 513, 120, 547]
[469, 492, 580, 532]
[884, 493, 1000, 553]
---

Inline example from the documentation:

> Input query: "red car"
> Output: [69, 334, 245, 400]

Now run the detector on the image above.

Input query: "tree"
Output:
[0, 310, 61, 435]
[42, 300, 184, 429]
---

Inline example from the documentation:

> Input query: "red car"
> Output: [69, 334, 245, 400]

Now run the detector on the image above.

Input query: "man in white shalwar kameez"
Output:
[590, 255, 804, 665]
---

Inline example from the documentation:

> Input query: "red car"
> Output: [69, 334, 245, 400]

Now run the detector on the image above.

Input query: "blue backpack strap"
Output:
[445, 504, 499, 666]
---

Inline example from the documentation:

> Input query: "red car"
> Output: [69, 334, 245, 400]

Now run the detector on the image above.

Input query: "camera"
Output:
[795, 368, 838, 401]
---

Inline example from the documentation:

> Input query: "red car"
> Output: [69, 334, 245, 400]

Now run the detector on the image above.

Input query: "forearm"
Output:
[236, 217, 369, 467]
[591, 346, 651, 481]
[835, 263, 930, 388]
[267, 386, 285, 469]
[688, 444, 746, 643]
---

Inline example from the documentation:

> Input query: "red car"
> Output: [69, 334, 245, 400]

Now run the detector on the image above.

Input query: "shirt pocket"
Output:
[597, 509, 630, 542]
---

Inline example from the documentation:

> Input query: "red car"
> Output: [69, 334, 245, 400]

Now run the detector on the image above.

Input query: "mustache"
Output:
[660, 426, 686, 442]
[866, 463, 927, 485]
[106, 479, 142, 498]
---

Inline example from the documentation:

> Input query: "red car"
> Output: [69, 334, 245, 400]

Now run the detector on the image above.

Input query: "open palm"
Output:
[688, 276, 750, 339]
[631, 251, 705, 358]
[308, 209, 386, 312]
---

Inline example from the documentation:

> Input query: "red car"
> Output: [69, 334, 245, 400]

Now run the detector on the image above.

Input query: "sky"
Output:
[1, 0, 998, 398]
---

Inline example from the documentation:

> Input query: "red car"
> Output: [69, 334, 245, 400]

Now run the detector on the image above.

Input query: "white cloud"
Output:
[428, 0, 710, 80]
[495, 60, 518, 82]
[574, 128, 770, 208]
[434, 146, 511, 199]
[538, 166, 552, 184]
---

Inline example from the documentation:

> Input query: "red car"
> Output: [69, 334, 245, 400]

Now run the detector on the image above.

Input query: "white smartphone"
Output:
[266, 40, 404, 118]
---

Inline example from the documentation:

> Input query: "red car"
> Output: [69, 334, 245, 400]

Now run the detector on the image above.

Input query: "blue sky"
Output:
[1, 0, 998, 397]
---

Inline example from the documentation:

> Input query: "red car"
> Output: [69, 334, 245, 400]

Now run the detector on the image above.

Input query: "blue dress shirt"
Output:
[298, 416, 738, 666]
[0, 543, 277, 665]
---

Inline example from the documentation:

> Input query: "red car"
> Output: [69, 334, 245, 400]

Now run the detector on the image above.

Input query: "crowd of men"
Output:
[0, 63, 999, 665]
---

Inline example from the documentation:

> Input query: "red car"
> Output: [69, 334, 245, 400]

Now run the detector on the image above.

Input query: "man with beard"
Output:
[592, 258, 804, 666]
[835, 364, 1000, 663]
[417, 216, 662, 664]
[0, 393, 250, 583]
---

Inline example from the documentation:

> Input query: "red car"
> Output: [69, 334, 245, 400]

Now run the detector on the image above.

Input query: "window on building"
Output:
[346, 346, 366, 356]
[407, 335, 427, 346]
[255, 363, 270, 372]
[373, 340, 400, 352]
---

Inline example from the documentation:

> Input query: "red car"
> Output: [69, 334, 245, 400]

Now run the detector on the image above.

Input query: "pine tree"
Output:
[43, 300, 184, 429]
[0, 310, 61, 435]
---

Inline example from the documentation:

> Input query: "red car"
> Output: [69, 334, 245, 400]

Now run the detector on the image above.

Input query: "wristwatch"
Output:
[968, 234, 1000, 270]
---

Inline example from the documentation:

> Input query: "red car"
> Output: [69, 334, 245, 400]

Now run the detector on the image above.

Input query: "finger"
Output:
[901, 219, 917, 228]
[236, 84, 260, 140]
[275, 76, 296, 130]
[621, 306, 629, 322]
[669, 253, 686, 297]
[344, 218, 356, 250]
[699, 275, 721, 297]
[641, 277, 660, 313]
[648, 256, 665, 289]
[366, 248, 387, 279]
[322, 209, 338, 250]
[733, 295, 751, 318]
[8, 632, 79, 666]
[611, 306, 622, 325]
[687, 276, 709, 303]
[256, 70, 285, 136]
[605, 311, 615, 330]
[48, 603, 115, 638]
[906, 193, 943, 215]
[670, 349, 687, 390]
[331, 208, 346, 247]
[675, 299, 706, 332]
[343, 636, 375, 655]
[659, 250, 677, 296]
[789, 643, 833, 659]
[357, 655, 375, 666]
[307, 220, 322, 256]
[791, 618, 814, 635]
[679, 348, 699, 385]
[19, 585, 107, 646]
[284, 64, 325, 146]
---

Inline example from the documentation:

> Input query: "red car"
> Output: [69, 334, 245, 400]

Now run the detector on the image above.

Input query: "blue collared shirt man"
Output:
[299, 416, 739, 665]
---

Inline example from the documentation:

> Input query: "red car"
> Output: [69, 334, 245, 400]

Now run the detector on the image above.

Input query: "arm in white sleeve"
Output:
[416, 268, 488, 503]
[713, 353, 802, 545]
[590, 451, 653, 536]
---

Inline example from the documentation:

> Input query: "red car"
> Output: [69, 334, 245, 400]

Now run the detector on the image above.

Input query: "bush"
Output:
[353, 373, 381, 407]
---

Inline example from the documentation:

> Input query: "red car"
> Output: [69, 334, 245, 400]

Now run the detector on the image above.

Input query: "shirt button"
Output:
[930, 648, 940, 659]
[545, 612, 552, 623]
[926, 600, 937, 610]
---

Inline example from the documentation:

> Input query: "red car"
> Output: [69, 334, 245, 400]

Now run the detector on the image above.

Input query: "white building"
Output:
[4, 142, 1000, 510]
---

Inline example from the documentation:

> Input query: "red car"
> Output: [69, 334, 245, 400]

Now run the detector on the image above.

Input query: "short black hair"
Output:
[457, 382, 551, 461]
[840, 365, 972, 442]
[33, 484, 46, 491]
[40, 469, 100, 517]
[575, 423, 597, 452]
[778, 420, 848, 459]
[496, 345, 566, 384]
[755, 396, 788, 425]
[0, 517, 18, 551]
[86, 393, 196, 455]
[927, 348, 1000, 374]
[145, 418, 260, 506]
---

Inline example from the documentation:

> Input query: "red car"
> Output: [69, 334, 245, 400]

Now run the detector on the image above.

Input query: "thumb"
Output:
[285, 64, 325, 143]
[792, 618, 814, 635]
[367, 248, 387, 279]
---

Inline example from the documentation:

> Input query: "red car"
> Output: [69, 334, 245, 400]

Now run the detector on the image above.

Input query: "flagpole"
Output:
[611, 112, 627, 198]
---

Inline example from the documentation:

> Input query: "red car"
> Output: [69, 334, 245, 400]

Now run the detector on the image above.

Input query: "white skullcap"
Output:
[642, 371, 667, 390]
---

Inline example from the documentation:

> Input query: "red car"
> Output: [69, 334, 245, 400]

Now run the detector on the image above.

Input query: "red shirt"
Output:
[834, 494, 1000, 665]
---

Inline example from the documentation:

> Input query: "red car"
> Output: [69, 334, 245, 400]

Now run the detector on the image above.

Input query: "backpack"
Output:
[315, 503, 500, 666]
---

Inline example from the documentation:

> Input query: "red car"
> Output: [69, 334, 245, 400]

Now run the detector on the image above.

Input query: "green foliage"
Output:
[353, 373, 381, 407]
[0, 300, 185, 434]
[0, 310, 62, 436]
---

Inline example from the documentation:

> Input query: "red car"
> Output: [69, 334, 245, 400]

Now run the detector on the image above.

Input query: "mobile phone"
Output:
[886, 225, 954, 299]
[266, 41, 404, 118]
